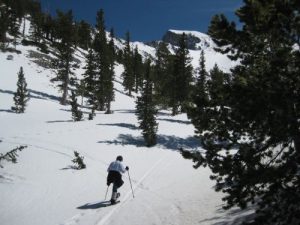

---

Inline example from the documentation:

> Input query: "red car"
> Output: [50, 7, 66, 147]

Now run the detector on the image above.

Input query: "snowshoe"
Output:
[110, 199, 120, 205]
[110, 192, 121, 205]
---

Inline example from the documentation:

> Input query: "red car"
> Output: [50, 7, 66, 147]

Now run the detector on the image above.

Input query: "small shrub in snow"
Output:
[6, 55, 13, 60]
[72, 151, 86, 170]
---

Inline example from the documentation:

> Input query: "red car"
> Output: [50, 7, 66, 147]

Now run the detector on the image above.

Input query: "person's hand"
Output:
[125, 166, 129, 171]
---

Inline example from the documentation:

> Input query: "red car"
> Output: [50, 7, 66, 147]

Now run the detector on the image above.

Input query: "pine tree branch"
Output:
[264, 143, 291, 168]
[0, 145, 27, 168]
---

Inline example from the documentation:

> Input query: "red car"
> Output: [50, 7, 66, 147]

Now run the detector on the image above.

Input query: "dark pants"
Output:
[107, 170, 124, 192]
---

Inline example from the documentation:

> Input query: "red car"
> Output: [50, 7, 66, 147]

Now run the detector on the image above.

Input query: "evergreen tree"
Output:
[0, 3, 10, 44]
[0, 0, 23, 45]
[12, 67, 29, 113]
[122, 31, 134, 96]
[207, 64, 228, 106]
[53, 10, 75, 105]
[82, 48, 98, 117]
[153, 42, 175, 108]
[132, 46, 143, 93]
[186, 1, 300, 224]
[29, 1, 43, 43]
[1, 0, 41, 44]
[136, 60, 158, 147]
[70, 91, 83, 122]
[187, 50, 209, 124]
[76, 80, 85, 107]
[93, 9, 110, 111]
[7, 6, 20, 47]
[170, 33, 193, 115]
[105, 28, 116, 114]
[75, 20, 92, 50]
[42, 13, 54, 41]
[198, 50, 208, 93]
[153, 41, 172, 107]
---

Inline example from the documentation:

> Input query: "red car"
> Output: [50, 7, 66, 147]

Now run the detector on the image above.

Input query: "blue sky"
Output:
[40, 0, 243, 42]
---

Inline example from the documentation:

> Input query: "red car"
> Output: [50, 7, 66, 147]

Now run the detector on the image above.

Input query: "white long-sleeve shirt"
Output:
[107, 160, 126, 174]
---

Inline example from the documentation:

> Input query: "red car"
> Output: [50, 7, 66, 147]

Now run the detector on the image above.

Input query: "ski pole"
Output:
[104, 185, 109, 200]
[127, 170, 135, 198]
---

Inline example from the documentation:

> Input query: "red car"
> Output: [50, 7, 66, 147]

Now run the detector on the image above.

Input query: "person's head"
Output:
[116, 155, 123, 162]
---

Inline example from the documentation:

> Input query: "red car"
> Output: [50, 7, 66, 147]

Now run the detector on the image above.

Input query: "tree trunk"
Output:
[60, 63, 70, 105]
[22, 17, 26, 37]
[293, 134, 300, 154]
[105, 101, 112, 114]
[61, 83, 68, 105]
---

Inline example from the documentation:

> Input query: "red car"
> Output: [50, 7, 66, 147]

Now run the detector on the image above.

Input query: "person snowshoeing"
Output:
[107, 155, 129, 204]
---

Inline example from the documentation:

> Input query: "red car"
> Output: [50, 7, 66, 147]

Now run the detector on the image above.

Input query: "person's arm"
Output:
[120, 163, 128, 173]
[107, 162, 112, 172]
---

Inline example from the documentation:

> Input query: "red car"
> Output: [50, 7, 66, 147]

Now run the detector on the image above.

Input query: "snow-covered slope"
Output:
[0, 27, 249, 225]
[120, 29, 238, 73]
[163, 29, 238, 72]
[167, 29, 216, 50]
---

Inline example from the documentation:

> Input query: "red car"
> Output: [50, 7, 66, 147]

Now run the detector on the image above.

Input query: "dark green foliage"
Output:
[207, 64, 229, 106]
[0, 2, 10, 44]
[122, 31, 134, 96]
[170, 33, 193, 115]
[105, 27, 116, 114]
[136, 60, 158, 147]
[72, 151, 86, 169]
[28, 1, 44, 43]
[93, 9, 112, 111]
[153, 42, 174, 108]
[188, 1, 300, 224]
[0, 0, 28, 44]
[75, 20, 92, 50]
[208, 14, 237, 57]
[132, 46, 144, 93]
[195, 50, 208, 103]
[70, 91, 83, 122]
[12, 67, 29, 113]
[81, 48, 98, 116]
[0, 0, 55, 45]
[53, 10, 75, 105]
[7, 8, 20, 46]
[0, 145, 27, 168]
[187, 50, 209, 126]
[42, 13, 54, 41]
[179, 148, 204, 169]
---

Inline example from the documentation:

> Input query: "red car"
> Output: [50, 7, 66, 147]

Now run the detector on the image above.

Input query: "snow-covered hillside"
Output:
[112, 29, 237, 73]
[0, 27, 250, 225]
[168, 29, 216, 50]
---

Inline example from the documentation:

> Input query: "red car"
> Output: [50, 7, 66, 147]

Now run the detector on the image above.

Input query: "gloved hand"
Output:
[125, 166, 129, 171]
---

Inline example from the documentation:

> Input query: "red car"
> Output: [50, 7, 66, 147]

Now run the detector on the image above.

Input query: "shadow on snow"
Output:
[0, 109, 14, 113]
[0, 88, 60, 102]
[98, 123, 138, 130]
[157, 118, 191, 125]
[198, 206, 255, 225]
[98, 134, 200, 150]
[46, 120, 73, 123]
[77, 201, 112, 209]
